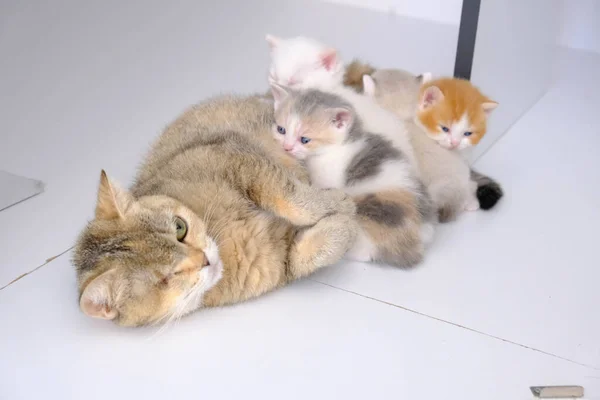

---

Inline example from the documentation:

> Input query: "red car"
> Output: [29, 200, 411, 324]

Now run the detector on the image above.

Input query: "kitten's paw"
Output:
[464, 197, 480, 211]
[322, 188, 356, 216]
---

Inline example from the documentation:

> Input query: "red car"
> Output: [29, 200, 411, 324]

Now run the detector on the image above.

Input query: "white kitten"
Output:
[266, 35, 344, 90]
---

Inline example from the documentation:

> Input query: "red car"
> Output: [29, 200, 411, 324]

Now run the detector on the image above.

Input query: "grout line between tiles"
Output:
[312, 278, 600, 371]
[4, 246, 596, 372]
[0, 247, 73, 291]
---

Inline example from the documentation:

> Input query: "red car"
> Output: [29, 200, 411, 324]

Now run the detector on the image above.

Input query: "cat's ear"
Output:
[265, 34, 281, 50]
[320, 48, 339, 71]
[482, 101, 498, 116]
[270, 83, 290, 110]
[419, 86, 444, 110]
[362, 75, 376, 97]
[330, 108, 353, 130]
[79, 269, 119, 320]
[96, 170, 133, 220]
[418, 72, 433, 83]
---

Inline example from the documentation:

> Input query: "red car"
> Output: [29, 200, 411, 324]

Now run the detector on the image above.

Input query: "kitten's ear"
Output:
[79, 269, 119, 320]
[265, 34, 281, 50]
[418, 72, 433, 83]
[362, 75, 376, 97]
[96, 170, 133, 220]
[330, 108, 353, 130]
[320, 48, 339, 71]
[419, 86, 444, 110]
[270, 83, 290, 110]
[482, 101, 498, 116]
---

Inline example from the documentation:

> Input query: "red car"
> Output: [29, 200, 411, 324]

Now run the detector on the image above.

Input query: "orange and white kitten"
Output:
[363, 72, 480, 219]
[416, 77, 498, 151]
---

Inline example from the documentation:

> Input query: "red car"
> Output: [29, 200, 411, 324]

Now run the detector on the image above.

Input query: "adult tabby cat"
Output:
[72, 95, 357, 327]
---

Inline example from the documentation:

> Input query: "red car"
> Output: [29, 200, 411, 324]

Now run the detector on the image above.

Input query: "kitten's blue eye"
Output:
[441, 126, 449, 133]
[464, 131, 473, 137]
[277, 126, 286, 135]
[300, 137, 311, 144]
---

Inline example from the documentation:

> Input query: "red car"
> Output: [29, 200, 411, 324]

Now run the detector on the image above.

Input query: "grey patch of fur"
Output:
[415, 182, 436, 223]
[290, 89, 364, 142]
[345, 115, 365, 142]
[345, 134, 402, 186]
[292, 89, 353, 117]
[356, 194, 405, 226]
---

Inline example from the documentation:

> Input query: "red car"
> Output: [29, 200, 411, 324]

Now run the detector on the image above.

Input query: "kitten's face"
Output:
[266, 35, 343, 90]
[415, 78, 497, 150]
[73, 172, 223, 327]
[270, 85, 353, 160]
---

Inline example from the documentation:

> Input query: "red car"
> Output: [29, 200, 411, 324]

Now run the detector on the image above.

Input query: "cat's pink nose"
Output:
[283, 144, 293, 151]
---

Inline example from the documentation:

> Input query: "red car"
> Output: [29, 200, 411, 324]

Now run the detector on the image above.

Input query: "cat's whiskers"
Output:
[147, 278, 205, 339]
[207, 212, 230, 244]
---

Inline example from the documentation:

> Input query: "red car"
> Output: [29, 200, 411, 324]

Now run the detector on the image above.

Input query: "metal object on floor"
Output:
[530, 385, 584, 398]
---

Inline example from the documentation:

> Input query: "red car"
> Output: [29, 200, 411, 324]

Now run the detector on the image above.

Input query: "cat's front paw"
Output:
[322, 188, 356, 216]
[464, 197, 480, 211]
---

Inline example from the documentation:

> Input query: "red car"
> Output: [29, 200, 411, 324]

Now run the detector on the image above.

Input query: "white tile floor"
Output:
[1, 1, 599, 399]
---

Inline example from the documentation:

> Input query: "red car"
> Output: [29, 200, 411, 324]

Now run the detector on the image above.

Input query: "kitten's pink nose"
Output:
[283, 143, 294, 151]
[450, 138, 459, 147]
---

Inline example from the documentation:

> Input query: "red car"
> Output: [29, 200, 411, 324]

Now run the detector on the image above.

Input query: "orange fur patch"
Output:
[299, 117, 338, 147]
[417, 78, 495, 145]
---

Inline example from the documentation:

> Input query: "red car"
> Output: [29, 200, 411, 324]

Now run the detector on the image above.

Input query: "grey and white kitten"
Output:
[270, 84, 436, 268]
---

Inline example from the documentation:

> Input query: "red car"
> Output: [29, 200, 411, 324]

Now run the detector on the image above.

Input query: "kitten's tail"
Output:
[343, 59, 376, 92]
[350, 187, 436, 268]
[470, 169, 503, 210]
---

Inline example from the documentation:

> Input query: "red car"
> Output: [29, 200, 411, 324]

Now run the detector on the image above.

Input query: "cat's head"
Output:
[362, 70, 432, 120]
[266, 34, 344, 90]
[414, 77, 498, 150]
[72, 171, 223, 327]
[270, 84, 355, 160]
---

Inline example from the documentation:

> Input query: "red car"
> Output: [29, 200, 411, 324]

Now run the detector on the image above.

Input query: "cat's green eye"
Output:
[174, 217, 188, 242]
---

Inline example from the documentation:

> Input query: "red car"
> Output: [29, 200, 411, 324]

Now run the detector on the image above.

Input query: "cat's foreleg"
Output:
[243, 161, 356, 226]
[287, 213, 358, 280]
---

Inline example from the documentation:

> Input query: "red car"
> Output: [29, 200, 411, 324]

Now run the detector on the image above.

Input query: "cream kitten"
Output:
[266, 35, 344, 89]
[270, 84, 435, 267]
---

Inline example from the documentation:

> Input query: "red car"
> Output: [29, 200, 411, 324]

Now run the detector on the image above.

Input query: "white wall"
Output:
[558, 0, 600, 53]
[322, 0, 463, 25]
[469, 0, 560, 160]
